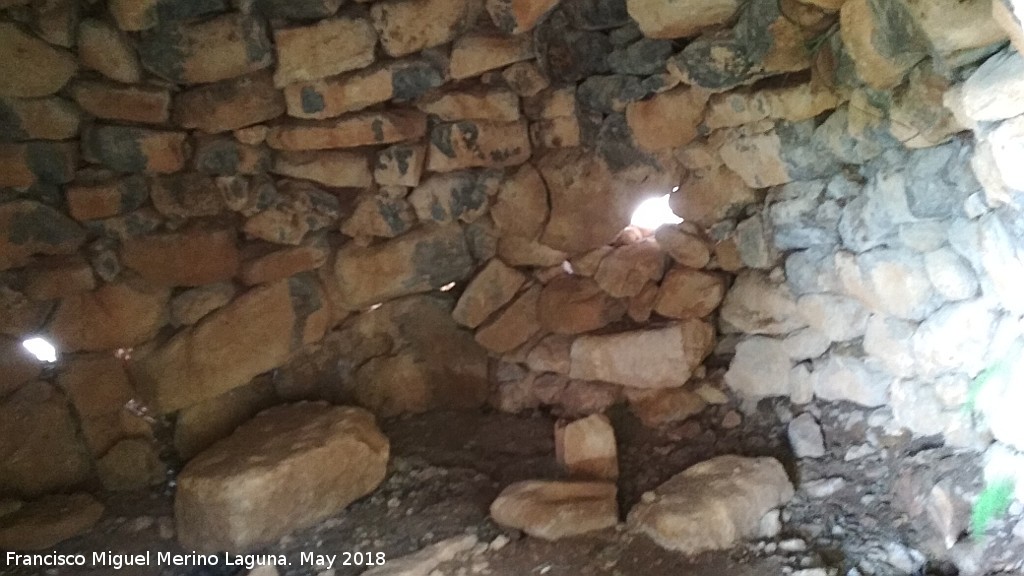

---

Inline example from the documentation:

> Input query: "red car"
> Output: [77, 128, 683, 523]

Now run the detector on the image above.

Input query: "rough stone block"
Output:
[409, 169, 500, 224]
[0, 494, 103, 551]
[334, 224, 474, 309]
[626, 0, 740, 38]
[627, 455, 794, 553]
[426, 120, 531, 172]
[490, 481, 618, 540]
[416, 88, 521, 122]
[449, 33, 534, 80]
[452, 259, 527, 328]
[475, 284, 542, 353]
[653, 267, 726, 319]
[0, 22, 77, 97]
[570, 322, 715, 389]
[239, 237, 330, 286]
[174, 71, 285, 133]
[272, 150, 372, 188]
[175, 403, 389, 552]
[0, 200, 84, 270]
[72, 81, 171, 125]
[139, 13, 272, 84]
[120, 228, 239, 287]
[267, 110, 427, 150]
[555, 414, 619, 480]
[0, 96, 79, 141]
[0, 141, 76, 187]
[66, 176, 149, 221]
[486, 0, 559, 33]
[82, 125, 188, 174]
[0, 383, 93, 497]
[78, 18, 140, 83]
[272, 17, 377, 87]
[49, 281, 169, 352]
[370, 0, 478, 57]
[132, 275, 329, 413]
[375, 143, 426, 187]
[285, 59, 443, 120]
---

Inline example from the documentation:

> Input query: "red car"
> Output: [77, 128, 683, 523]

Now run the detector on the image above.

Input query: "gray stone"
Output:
[815, 107, 895, 165]
[810, 355, 892, 407]
[911, 299, 999, 379]
[797, 294, 870, 343]
[839, 195, 896, 253]
[721, 271, 807, 335]
[954, 48, 1024, 123]
[608, 38, 673, 75]
[802, 477, 845, 498]
[563, 0, 632, 30]
[788, 413, 825, 458]
[897, 221, 948, 253]
[724, 336, 792, 400]
[576, 75, 649, 113]
[535, 11, 611, 83]
[979, 210, 1024, 314]
[785, 248, 843, 295]
[837, 249, 942, 321]
[736, 213, 778, 269]
[904, 141, 980, 220]
[889, 379, 946, 437]
[768, 180, 840, 250]
[627, 455, 794, 554]
[924, 248, 979, 301]
[782, 328, 831, 361]
[863, 314, 918, 378]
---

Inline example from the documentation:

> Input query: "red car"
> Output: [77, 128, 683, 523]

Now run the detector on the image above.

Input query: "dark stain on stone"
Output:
[85, 208, 162, 240]
[371, 118, 386, 142]
[535, 11, 612, 84]
[288, 272, 324, 349]
[242, 15, 273, 67]
[489, 148, 519, 163]
[0, 101, 25, 142]
[25, 142, 73, 185]
[8, 202, 85, 248]
[777, 119, 842, 181]
[576, 74, 648, 113]
[378, 199, 411, 235]
[673, 38, 753, 92]
[391, 62, 445, 101]
[120, 176, 151, 213]
[84, 126, 148, 173]
[562, 0, 630, 30]
[138, 24, 186, 83]
[389, 146, 414, 176]
[449, 172, 489, 219]
[410, 232, 474, 290]
[489, 0, 517, 33]
[455, 122, 480, 152]
[608, 38, 673, 76]
[300, 86, 326, 114]
[430, 124, 457, 158]
[156, 0, 227, 22]
[252, 0, 337, 20]
[596, 113, 658, 172]
[195, 139, 241, 175]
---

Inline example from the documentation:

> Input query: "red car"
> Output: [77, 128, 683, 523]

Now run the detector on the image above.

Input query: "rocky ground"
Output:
[8, 401, 1024, 576]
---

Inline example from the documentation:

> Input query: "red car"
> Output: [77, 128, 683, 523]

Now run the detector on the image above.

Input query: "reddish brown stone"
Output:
[239, 238, 330, 286]
[272, 17, 377, 87]
[653, 267, 727, 319]
[48, 281, 169, 352]
[120, 228, 239, 287]
[449, 33, 534, 80]
[66, 176, 149, 221]
[20, 256, 96, 301]
[370, 0, 478, 57]
[72, 81, 171, 125]
[538, 275, 626, 335]
[0, 142, 76, 187]
[174, 71, 285, 133]
[0, 200, 84, 271]
[272, 150, 373, 188]
[267, 110, 427, 150]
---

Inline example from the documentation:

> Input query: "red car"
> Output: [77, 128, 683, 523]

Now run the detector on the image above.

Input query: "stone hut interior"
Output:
[2, 0, 1024, 575]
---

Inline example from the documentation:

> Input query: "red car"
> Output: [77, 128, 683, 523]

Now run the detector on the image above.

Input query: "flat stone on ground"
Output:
[175, 403, 389, 552]
[490, 480, 618, 540]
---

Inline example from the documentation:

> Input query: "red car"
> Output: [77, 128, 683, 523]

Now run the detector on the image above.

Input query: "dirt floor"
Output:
[6, 399, 1024, 576]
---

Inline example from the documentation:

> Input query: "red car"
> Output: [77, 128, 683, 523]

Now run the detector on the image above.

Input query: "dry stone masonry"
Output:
[1, 0, 1024, 566]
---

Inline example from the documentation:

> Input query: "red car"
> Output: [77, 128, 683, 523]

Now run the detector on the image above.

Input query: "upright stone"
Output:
[555, 414, 619, 480]
[176, 403, 389, 552]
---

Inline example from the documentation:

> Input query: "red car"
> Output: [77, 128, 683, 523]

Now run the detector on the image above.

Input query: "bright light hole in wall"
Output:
[22, 337, 57, 363]
[368, 303, 383, 312]
[439, 282, 456, 292]
[630, 193, 682, 230]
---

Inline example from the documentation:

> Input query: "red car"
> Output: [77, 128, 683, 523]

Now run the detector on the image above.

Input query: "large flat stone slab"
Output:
[627, 455, 794, 554]
[175, 403, 389, 552]
[490, 480, 618, 540]
[0, 494, 103, 550]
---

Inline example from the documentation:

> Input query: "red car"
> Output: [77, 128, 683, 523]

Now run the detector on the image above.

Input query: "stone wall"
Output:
[1, 0, 1023, 498]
